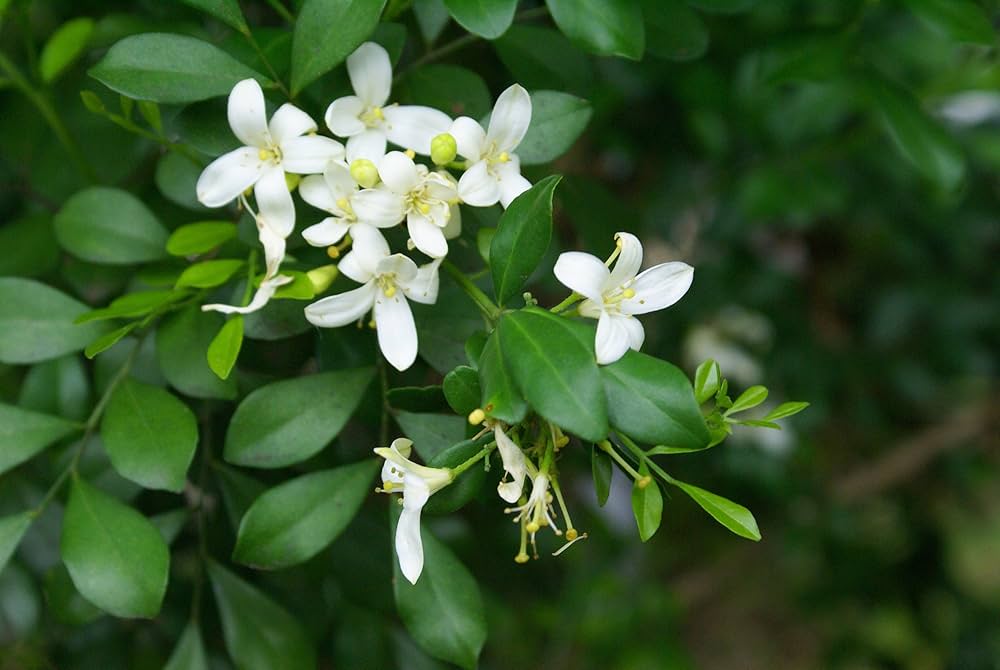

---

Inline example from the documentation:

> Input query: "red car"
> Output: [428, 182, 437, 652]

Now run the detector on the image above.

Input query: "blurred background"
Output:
[1, 1, 998, 668]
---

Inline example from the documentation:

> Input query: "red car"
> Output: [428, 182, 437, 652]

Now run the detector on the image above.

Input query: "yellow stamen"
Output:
[367, 319, 376, 329]
[468, 408, 486, 425]
[404, 148, 416, 159]
[514, 552, 529, 564]
[372, 106, 384, 120]
[326, 246, 340, 259]
[258, 148, 272, 161]
[498, 151, 510, 163]
[383, 481, 394, 492]
[565, 528, 578, 541]
[418, 202, 430, 214]
[526, 521, 540, 533]
[622, 288, 636, 299]
[336, 197, 350, 211]
[384, 285, 396, 298]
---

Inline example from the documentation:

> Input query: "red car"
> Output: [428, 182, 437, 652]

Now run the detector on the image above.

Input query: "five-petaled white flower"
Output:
[303, 224, 440, 371]
[450, 84, 532, 208]
[554, 232, 694, 365]
[325, 42, 452, 158]
[299, 160, 391, 248]
[375, 437, 453, 584]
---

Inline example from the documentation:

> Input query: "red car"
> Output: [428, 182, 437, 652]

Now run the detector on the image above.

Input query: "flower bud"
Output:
[350, 159, 379, 188]
[430, 132, 458, 166]
[284, 173, 301, 192]
[307, 264, 339, 293]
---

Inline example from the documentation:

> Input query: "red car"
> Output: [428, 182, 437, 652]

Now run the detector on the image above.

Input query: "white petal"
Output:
[595, 312, 631, 365]
[254, 166, 295, 238]
[346, 129, 388, 163]
[258, 223, 287, 278]
[384, 105, 453, 155]
[608, 232, 642, 289]
[621, 262, 694, 315]
[495, 157, 531, 208]
[337, 250, 370, 284]
[457, 160, 500, 207]
[494, 427, 527, 503]
[347, 42, 392, 108]
[228, 78, 270, 148]
[196, 147, 263, 207]
[325, 96, 366, 137]
[622, 316, 645, 352]
[486, 84, 531, 152]
[298, 174, 337, 213]
[375, 253, 419, 284]
[304, 281, 377, 327]
[302, 217, 350, 247]
[407, 212, 448, 259]
[378, 151, 421, 193]
[552, 252, 609, 303]
[442, 203, 461, 239]
[374, 289, 418, 371]
[324, 161, 359, 202]
[578, 298, 602, 319]
[202, 274, 292, 315]
[401, 258, 441, 305]
[352, 187, 407, 228]
[280, 135, 344, 174]
[396, 474, 429, 584]
[449, 116, 486, 161]
[268, 103, 316, 145]
[342, 223, 390, 279]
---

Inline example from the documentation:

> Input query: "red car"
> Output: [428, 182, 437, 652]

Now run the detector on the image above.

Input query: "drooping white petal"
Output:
[396, 473, 429, 584]
[407, 212, 448, 259]
[486, 84, 531, 153]
[553, 252, 610, 303]
[352, 187, 407, 228]
[622, 315, 645, 352]
[595, 311, 633, 365]
[342, 223, 390, 279]
[374, 289, 418, 371]
[325, 96, 367, 137]
[384, 105, 454, 155]
[347, 41, 392, 108]
[254, 166, 295, 238]
[608, 232, 642, 290]
[401, 258, 441, 305]
[494, 427, 527, 503]
[280, 135, 344, 174]
[621, 262, 694, 315]
[228, 78, 270, 148]
[304, 281, 377, 327]
[449, 116, 487, 161]
[298, 174, 337, 213]
[378, 151, 421, 193]
[457, 160, 500, 207]
[196, 147, 264, 207]
[495, 157, 531, 208]
[302, 217, 351, 247]
[346, 129, 388, 163]
[268, 103, 316, 145]
[202, 274, 293, 315]
[442, 203, 462, 239]
[258, 222, 287, 278]
[375, 253, 419, 285]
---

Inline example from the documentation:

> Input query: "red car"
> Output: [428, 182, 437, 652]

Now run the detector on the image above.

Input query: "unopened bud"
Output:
[350, 159, 379, 188]
[637, 475, 653, 489]
[307, 264, 339, 293]
[284, 172, 301, 192]
[430, 133, 457, 166]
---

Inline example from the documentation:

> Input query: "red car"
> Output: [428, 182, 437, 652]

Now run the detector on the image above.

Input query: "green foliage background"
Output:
[0, 0, 998, 668]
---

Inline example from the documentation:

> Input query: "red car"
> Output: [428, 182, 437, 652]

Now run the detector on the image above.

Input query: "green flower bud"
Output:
[350, 159, 379, 188]
[307, 264, 339, 293]
[430, 132, 458, 166]
[284, 173, 302, 192]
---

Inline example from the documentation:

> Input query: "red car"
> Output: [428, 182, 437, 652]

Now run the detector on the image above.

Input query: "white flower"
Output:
[375, 438, 453, 584]
[298, 160, 397, 248]
[325, 42, 452, 157]
[303, 224, 440, 371]
[202, 274, 293, 315]
[350, 151, 461, 259]
[450, 84, 532, 208]
[553, 232, 694, 365]
[492, 424, 527, 504]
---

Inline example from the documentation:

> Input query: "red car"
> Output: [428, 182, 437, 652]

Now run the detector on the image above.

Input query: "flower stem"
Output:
[442, 260, 500, 323]
[617, 433, 674, 485]
[451, 440, 496, 478]
[597, 439, 644, 482]
[550, 292, 582, 314]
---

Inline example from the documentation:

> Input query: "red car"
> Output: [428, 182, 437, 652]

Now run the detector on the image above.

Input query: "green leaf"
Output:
[214, 463, 267, 531]
[209, 561, 316, 670]
[155, 151, 205, 210]
[44, 564, 102, 626]
[736, 419, 781, 429]
[151, 508, 189, 545]
[164, 621, 210, 670]
[0, 403, 79, 475]
[477, 329, 527, 424]
[0, 278, 110, 364]
[0, 215, 59, 278]
[686, 0, 756, 12]
[291, 0, 386, 95]
[207, 316, 244, 380]
[498, 308, 609, 442]
[693, 359, 721, 404]
[591, 445, 613, 507]
[443, 0, 516, 39]
[517, 92, 592, 165]
[726, 385, 768, 415]
[902, 0, 994, 45]
[392, 509, 487, 669]
[90, 33, 271, 103]
[101, 379, 198, 492]
[40, 18, 95, 83]
[414, 0, 451, 44]
[175, 259, 244, 289]
[181, 0, 249, 34]
[387, 386, 449, 413]
[76, 289, 189, 324]
[412, 282, 484, 374]
[490, 175, 561, 305]
[494, 25, 594, 93]
[0, 513, 32, 574]
[85, 324, 139, 359]
[670, 479, 761, 541]
[631, 468, 662, 542]
[762, 401, 810, 421]
[166, 221, 238, 256]
[424, 438, 488, 514]
[647, 444, 709, 456]
[443, 366, 480, 416]
[399, 64, 492, 119]
[269, 270, 316, 300]
[394, 411, 466, 462]
[55, 187, 168, 264]
[642, 0, 708, 61]
[18, 354, 91, 422]
[61, 477, 170, 618]
[234, 460, 377, 569]
[224, 367, 374, 467]
[601, 350, 710, 450]
[476, 227, 495, 264]
[157, 306, 238, 400]
[545, 0, 644, 60]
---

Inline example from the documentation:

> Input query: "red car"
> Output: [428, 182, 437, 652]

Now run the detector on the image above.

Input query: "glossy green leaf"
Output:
[0, 513, 32, 574]
[671, 479, 761, 540]
[399, 64, 492, 119]
[155, 151, 206, 211]
[477, 328, 527, 424]
[602, 350, 710, 450]
[291, 0, 386, 95]
[166, 221, 237, 256]
[413, 0, 451, 44]
[234, 460, 377, 568]
[151, 508, 189, 545]
[387, 386, 449, 413]
[209, 561, 316, 670]
[214, 463, 267, 531]
[424, 437, 489, 514]
[903, 0, 994, 45]
[762, 401, 810, 421]
[490, 175, 561, 305]
[498, 308, 609, 441]
[443, 0, 516, 39]
[726, 385, 768, 414]
[443, 366, 480, 416]
[693, 359, 721, 404]
[0, 278, 109, 364]
[0, 215, 60, 278]
[545, 0, 644, 60]
[517, 92, 591, 165]
[101, 379, 198, 492]
[643, 0, 708, 61]
[164, 621, 210, 670]
[44, 564, 103, 626]
[90, 33, 271, 103]
[18, 354, 91, 422]
[395, 411, 466, 462]
[269, 270, 316, 300]
[61, 477, 169, 618]
[592, 446, 613, 507]
[0, 403, 79, 475]
[412, 283, 483, 374]
[75, 290, 189, 324]
[631, 468, 662, 542]
[494, 25, 594, 93]
[40, 18, 95, 83]
[224, 367, 374, 467]
[686, 0, 756, 12]
[55, 187, 168, 264]
[207, 316, 244, 380]
[182, 0, 249, 33]
[157, 306, 238, 400]
[85, 323, 139, 359]
[175, 259, 244, 289]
